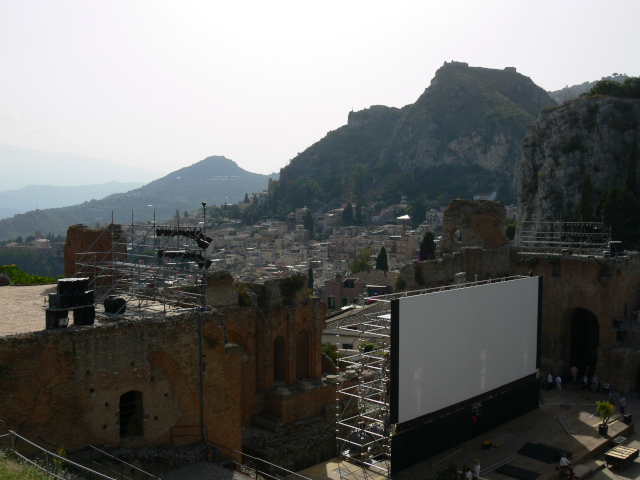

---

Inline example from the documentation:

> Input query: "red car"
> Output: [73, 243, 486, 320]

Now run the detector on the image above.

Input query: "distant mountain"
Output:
[548, 74, 629, 104]
[0, 181, 144, 220]
[0, 156, 273, 240]
[0, 143, 162, 190]
[272, 62, 555, 213]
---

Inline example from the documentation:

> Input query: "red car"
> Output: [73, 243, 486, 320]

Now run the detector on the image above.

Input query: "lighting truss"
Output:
[519, 221, 611, 255]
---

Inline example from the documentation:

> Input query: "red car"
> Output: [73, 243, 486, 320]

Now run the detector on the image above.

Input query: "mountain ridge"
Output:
[0, 181, 144, 220]
[0, 156, 273, 240]
[270, 62, 556, 215]
[0, 143, 163, 190]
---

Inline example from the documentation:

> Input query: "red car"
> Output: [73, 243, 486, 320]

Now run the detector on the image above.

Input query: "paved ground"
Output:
[300, 386, 640, 480]
[0, 284, 181, 337]
[0, 284, 57, 335]
[160, 462, 250, 480]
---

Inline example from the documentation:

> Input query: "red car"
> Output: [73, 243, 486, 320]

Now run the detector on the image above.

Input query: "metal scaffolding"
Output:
[519, 221, 611, 255]
[334, 277, 528, 480]
[335, 301, 392, 480]
[72, 213, 212, 316]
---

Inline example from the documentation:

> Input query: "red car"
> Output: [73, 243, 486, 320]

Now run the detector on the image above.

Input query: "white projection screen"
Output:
[395, 277, 539, 424]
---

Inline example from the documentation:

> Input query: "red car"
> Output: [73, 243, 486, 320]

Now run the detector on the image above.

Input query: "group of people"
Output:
[547, 368, 628, 416]
[464, 459, 481, 480]
[547, 372, 564, 391]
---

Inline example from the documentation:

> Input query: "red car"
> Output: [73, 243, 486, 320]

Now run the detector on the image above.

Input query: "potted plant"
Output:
[597, 400, 615, 436]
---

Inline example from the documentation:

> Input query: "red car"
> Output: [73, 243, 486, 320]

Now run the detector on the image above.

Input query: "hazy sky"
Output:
[1, 1, 639, 176]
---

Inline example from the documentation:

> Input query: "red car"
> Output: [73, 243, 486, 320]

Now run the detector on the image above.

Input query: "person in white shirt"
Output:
[555, 375, 562, 391]
[548, 373, 554, 391]
[472, 459, 480, 480]
[465, 467, 472, 480]
[559, 454, 573, 473]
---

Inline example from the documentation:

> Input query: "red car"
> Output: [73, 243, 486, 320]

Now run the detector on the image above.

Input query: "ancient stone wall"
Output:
[63, 224, 126, 282]
[511, 252, 640, 389]
[440, 199, 508, 253]
[0, 275, 329, 456]
[0, 312, 241, 453]
[401, 246, 511, 290]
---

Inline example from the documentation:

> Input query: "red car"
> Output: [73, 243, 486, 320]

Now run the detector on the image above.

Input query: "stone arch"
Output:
[12, 354, 74, 430]
[146, 348, 198, 425]
[273, 336, 287, 382]
[227, 328, 253, 424]
[563, 307, 600, 373]
[296, 331, 311, 380]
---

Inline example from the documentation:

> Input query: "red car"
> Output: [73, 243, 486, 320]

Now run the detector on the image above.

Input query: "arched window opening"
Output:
[119, 390, 143, 437]
[296, 331, 310, 380]
[569, 308, 599, 373]
[274, 336, 287, 382]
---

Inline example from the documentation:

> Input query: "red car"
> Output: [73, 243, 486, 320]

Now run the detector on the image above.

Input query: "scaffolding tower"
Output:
[73, 213, 212, 315]
[519, 220, 611, 255]
[335, 300, 393, 480]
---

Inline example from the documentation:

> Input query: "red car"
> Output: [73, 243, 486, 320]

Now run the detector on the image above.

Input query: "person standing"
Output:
[583, 374, 589, 391]
[556, 375, 562, 391]
[570, 366, 578, 384]
[620, 394, 627, 415]
[465, 467, 472, 480]
[472, 459, 480, 480]
[548, 372, 554, 391]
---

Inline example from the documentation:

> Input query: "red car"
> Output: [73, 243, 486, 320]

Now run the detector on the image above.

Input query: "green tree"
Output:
[418, 232, 436, 261]
[576, 173, 595, 221]
[597, 183, 640, 243]
[304, 210, 314, 231]
[342, 202, 354, 225]
[584, 77, 640, 99]
[355, 204, 362, 225]
[228, 204, 241, 219]
[376, 246, 389, 271]
[349, 247, 371, 274]
[625, 137, 638, 199]
[244, 193, 250, 204]
[183, 210, 189, 218]
[505, 217, 516, 240]
[307, 266, 314, 291]
[407, 195, 427, 228]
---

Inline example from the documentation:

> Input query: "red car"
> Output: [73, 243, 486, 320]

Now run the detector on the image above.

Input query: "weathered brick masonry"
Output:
[0, 273, 334, 458]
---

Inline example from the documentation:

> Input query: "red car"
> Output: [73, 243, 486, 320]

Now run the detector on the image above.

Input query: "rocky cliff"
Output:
[274, 62, 556, 210]
[516, 97, 640, 240]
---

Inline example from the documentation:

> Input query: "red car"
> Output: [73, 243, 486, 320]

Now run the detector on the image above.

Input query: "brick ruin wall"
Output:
[63, 225, 127, 285]
[0, 275, 338, 462]
[0, 313, 243, 453]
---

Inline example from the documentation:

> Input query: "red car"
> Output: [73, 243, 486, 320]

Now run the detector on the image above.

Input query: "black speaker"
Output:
[45, 309, 69, 329]
[72, 293, 85, 307]
[57, 278, 74, 295]
[104, 296, 126, 314]
[84, 290, 94, 305]
[48, 293, 60, 309]
[58, 294, 72, 309]
[73, 306, 95, 326]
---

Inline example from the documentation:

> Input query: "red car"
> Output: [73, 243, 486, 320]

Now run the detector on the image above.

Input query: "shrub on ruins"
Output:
[0, 264, 58, 285]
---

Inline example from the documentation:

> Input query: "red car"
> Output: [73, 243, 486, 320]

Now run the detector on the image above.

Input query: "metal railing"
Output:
[2, 431, 160, 480]
[2, 431, 116, 480]
[207, 440, 313, 480]
[171, 424, 208, 447]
